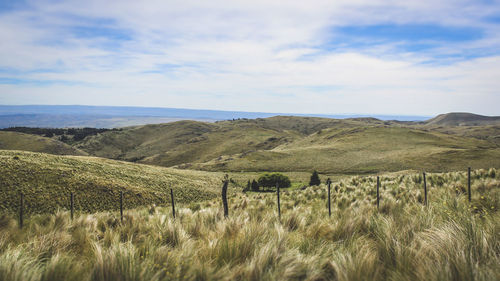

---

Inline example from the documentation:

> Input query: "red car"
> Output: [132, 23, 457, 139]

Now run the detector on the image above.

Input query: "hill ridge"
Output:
[425, 112, 500, 126]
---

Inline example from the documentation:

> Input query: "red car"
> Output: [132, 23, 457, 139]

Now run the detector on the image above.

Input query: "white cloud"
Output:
[0, 0, 499, 116]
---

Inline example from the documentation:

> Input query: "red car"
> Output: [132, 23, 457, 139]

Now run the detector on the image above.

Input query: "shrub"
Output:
[251, 180, 259, 192]
[257, 173, 291, 189]
[243, 180, 251, 192]
[309, 171, 321, 186]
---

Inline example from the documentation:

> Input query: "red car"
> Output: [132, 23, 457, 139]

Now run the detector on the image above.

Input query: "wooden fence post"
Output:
[376, 176, 380, 209]
[327, 178, 331, 217]
[276, 183, 281, 221]
[222, 175, 229, 218]
[170, 188, 176, 219]
[468, 167, 471, 202]
[19, 193, 24, 228]
[423, 172, 427, 206]
[120, 191, 123, 222]
[70, 192, 74, 220]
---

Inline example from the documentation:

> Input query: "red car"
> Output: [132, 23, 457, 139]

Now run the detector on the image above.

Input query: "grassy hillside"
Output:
[0, 131, 87, 156]
[0, 150, 348, 216]
[0, 169, 498, 280]
[194, 126, 500, 173]
[427, 125, 500, 146]
[0, 150, 225, 215]
[236, 116, 388, 134]
[73, 117, 408, 171]
[75, 119, 305, 167]
[8, 115, 500, 175]
[425, 112, 500, 126]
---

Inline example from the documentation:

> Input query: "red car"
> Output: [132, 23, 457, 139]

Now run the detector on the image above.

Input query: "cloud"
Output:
[0, 0, 499, 115]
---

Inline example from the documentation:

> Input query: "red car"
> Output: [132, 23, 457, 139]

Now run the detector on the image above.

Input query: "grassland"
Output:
[0, 168, 498, 281]
[74, 116, 391, 167]
[0, 150, 341, 216]
[2, 114, 499, 175]
[0, 150, 225, 215]
[0, 131, 86, 156]
[427, 125, 500, 146]
[75, 119, 303, 167]
[424, 112, 500, 126]
[69, 115, 500, 175]
[1, 113, 499, 281]
[194, 126, 500, 173]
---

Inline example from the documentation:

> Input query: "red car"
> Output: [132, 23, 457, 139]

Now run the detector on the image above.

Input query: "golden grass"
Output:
[0, 168, 498, 281]
[0, 150, 226, 215]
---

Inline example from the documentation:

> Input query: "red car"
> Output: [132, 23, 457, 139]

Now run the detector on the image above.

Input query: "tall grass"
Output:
[0, 169, 499, 281]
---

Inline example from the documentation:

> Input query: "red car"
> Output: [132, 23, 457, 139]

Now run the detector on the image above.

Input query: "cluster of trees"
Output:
[244, 170, 323, 192]
[245, 172, 291, 192]
[2, 127, 67, 136]
[1, 127, 120, 142]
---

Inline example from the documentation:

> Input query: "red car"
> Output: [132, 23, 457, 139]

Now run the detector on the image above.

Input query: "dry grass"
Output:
[0, 150, 225, 215]
[0, 131, 86, 156]
[72, 116, 500, 174]
[195, 126, 500, 173]
[0, 169, 498, 281]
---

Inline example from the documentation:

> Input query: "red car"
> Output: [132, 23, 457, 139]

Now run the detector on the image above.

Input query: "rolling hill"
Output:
[3, 113, 499, 176]
[424, 112, 500, 126]
[75, 116, 397, 167]
[71, 115, 500, 174]
[192, 126, 500, 173]
[0, 150, 225, 215]
[0, 131, 87, 156]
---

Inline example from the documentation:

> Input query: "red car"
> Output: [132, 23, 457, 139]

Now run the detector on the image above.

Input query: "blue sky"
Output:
[0, 0, 499, 116]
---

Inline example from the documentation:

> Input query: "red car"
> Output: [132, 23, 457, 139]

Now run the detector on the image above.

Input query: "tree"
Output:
[309, 170, 321, 186]
[251, 180, 259, 191]
[59, 135, 69, 142]
[258, 172, 291, 190]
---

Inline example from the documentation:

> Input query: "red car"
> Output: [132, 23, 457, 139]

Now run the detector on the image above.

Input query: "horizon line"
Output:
[0, 104, 439, 119]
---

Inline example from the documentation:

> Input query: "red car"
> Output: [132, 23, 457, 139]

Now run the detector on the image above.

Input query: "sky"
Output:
[0, 0, 499, 116]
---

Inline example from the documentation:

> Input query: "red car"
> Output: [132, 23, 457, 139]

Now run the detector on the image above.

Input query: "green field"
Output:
[0, 169, 498, 280]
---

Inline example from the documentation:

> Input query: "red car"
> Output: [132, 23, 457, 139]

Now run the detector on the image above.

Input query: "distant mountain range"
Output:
[0, 105, 431, 128]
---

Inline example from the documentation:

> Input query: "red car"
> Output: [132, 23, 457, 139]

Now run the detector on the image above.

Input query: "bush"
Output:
[309, 170, 321, 186]
[243, 180, 251, 192]
[251, 180, 259, 192]
[257, 173, 291, 189]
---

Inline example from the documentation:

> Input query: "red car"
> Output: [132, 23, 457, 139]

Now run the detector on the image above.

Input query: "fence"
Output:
[12, 167, 484, 228]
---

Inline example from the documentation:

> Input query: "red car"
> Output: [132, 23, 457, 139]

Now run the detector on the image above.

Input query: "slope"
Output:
[0, 150, 224, 215]
[75, 118, 307, 167]
[192, 126, 500, 174]
[0, 131, 87, 156]
[425, 112, 500, 126]
[75, 116, 500, 174]
[74, 116, 402, 166]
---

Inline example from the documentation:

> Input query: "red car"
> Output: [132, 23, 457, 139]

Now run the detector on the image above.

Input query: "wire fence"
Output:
[8, 167, 492, 228]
